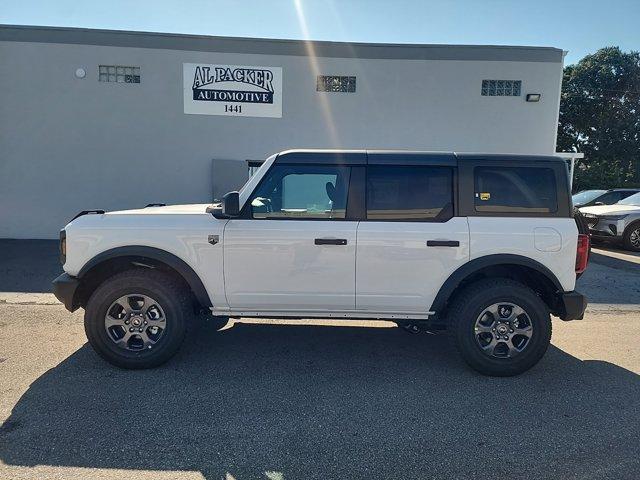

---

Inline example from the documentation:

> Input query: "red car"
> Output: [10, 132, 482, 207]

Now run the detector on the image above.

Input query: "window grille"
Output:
[99, 65, 141, 83]
[481, 80, 521, 96]
[317, 75, 356, 93]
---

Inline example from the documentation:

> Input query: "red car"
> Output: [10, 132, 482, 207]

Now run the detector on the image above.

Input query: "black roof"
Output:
[274, 149, 566, 166]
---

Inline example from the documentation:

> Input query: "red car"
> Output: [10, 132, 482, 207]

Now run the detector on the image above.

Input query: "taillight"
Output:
[59, 229, 66, 266]
[575, 234, 589, 274]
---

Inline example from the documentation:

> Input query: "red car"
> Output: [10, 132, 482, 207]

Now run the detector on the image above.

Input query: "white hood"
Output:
[580, 204, 640, 216]
[106, 204, 211, 215]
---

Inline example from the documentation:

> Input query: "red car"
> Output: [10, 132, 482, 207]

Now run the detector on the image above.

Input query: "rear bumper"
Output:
[52, 273, 80, 312]
[557, 291, 588, 321]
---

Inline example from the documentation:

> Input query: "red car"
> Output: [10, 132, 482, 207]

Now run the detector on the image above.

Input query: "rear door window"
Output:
[366, 166, 454, 221]
[474, 166, 557, 213]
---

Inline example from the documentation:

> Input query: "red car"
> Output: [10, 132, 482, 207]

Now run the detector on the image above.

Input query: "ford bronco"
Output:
[53, 150, 589, 376]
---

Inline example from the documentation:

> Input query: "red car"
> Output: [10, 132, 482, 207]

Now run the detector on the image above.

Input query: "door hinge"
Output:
[208, 234, 219, 245]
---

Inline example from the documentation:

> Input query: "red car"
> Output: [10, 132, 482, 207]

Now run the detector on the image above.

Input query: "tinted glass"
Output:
[572, 189, 606, 205]
[618, 190, 640, 202]
[596, 191, 624, 205]
[474, 167, 557, 213]
[366, 166, 454, 221]
[249, 165, 350, 219]
[619, 192, 640, 206]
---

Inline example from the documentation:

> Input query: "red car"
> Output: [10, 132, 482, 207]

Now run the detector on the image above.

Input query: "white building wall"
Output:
[0, 36, 563, 239]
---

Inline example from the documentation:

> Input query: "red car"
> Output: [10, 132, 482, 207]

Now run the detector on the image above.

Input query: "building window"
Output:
[99, 65, 141, 83]
[481, 79, 521, 96]
[317, 75, 356, 93]
[247, 160, 264, 177]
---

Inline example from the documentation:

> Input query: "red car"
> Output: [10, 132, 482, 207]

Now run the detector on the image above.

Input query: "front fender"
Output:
[63, 212, 227, 309]
[77, 246, 213, 308]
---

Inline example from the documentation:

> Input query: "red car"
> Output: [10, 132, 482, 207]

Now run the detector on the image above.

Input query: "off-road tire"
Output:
[448, 279, 552, 376]
[85, 269, 190, 369]
[622, 221, 640, 252]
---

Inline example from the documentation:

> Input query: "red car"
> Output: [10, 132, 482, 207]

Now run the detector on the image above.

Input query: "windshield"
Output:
[618, 192, 640, 206]
[238, 153, 277, 208]
[572, 190, 606, 205]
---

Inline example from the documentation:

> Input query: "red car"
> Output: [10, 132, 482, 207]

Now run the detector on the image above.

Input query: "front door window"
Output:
[249, 165, 351, 219]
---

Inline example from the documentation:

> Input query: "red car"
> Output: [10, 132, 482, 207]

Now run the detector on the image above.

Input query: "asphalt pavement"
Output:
[0, 240, 639, 479]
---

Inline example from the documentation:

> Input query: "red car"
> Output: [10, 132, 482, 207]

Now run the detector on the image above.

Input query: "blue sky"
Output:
[2, 0, 639, 65]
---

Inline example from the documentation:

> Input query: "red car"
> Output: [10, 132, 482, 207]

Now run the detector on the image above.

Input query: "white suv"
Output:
[53, 150, 589, 376]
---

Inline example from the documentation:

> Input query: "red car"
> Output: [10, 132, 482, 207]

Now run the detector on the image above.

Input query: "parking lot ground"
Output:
[0, 240, 639, 479]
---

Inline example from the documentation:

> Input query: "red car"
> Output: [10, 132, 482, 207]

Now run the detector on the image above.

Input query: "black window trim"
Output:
[239, 152, 572, 221]
[363, 164, 457, 223]
[238, 163, 358, 221]
[457, 159, 572, 218]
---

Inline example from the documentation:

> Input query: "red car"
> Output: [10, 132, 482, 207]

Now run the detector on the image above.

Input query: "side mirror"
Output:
[209, 191, 240, 219]
[222, 191, 240, 217]
[594, 201, 605, 206]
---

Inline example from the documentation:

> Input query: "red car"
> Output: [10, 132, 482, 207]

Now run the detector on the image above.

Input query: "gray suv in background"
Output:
[580, 192, 640, 251]
[572, 188, 640, 208]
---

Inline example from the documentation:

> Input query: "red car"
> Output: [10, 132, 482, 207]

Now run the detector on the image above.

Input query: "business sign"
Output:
[183, 63, 282, 118]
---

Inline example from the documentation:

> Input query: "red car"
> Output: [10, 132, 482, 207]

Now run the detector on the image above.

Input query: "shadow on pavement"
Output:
[578, 250, 640, 306]
[0, 240, 61, 293]
[1, 321, 638, 479]
[590, 251, 640, 273]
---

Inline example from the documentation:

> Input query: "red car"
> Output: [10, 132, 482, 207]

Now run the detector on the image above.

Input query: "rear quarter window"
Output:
[474, 166, 557, 213]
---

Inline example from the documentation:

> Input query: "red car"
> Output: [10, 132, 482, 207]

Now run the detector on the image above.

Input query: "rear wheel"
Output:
[623, 222, 640, 252]
[448, 279, 552, 376]
[84, 269, 190, 369]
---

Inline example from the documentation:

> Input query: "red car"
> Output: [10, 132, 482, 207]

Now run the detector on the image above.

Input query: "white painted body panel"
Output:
[467, 217, 578, 292]
[63, 205, 229, 309]
[63, 210, 579, 317]
[355, 218, 470, 313]
[61, 156, 579, 319]
[223, 220, 358, 311]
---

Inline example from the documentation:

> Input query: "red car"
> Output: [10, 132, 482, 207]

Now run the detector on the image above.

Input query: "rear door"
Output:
[355, 154, 469, 314]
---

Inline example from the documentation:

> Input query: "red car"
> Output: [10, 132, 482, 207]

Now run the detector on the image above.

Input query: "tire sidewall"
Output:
[85, 272, 187, 368]
[623, 221, 640, 252]
[454, 286, 551, 375]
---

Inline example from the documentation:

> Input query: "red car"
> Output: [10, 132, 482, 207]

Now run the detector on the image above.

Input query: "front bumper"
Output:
[583, 215, 626, 239]
[556, 291, 588, 321]
[52, 273, 80, 312]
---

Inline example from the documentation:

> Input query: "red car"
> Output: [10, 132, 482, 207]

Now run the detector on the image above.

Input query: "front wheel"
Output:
[448, 279, 552, 376]
[84, 269, 191, 369]
[623, 221, 640, 252]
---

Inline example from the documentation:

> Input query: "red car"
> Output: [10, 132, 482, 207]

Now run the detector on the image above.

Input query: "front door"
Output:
[224, 163, 357, 312]
[356, 163, 470, 314]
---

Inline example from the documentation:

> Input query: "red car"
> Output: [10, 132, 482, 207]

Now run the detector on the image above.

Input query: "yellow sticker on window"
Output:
[480, 192, 491, 201]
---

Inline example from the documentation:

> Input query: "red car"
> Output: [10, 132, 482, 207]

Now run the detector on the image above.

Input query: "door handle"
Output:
[427, 240, 460, 247]
[315, 238, 348, 245]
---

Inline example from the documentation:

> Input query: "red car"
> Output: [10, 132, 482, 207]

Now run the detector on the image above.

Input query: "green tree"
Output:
[557, 47, 640, 191]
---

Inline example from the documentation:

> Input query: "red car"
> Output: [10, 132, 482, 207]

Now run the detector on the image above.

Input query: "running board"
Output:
[209, 308, 435, 321]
